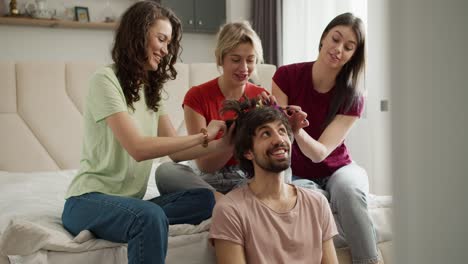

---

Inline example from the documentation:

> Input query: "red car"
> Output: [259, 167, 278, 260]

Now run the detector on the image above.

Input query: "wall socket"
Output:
[380, 100, 389, 112]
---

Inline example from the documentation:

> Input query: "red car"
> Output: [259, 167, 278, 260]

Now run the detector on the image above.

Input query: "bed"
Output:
[0, 61, 394, 263]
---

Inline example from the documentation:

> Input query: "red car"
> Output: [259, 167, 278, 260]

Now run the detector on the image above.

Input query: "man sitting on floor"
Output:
[209, 98, 339, 264]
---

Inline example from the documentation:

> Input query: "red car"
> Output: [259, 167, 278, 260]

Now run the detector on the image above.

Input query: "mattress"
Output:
[7, 233, 215, 264]
[0, 170, 392, 264]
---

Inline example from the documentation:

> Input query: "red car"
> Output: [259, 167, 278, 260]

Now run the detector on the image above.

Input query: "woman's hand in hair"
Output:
[284, 105, 309, 134]
[206, 120, 227, 141]
[258, 91, 278, 106]
[219, 121, 236, 148]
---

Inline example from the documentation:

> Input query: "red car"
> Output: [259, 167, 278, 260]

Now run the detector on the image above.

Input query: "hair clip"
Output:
[256, 100, 264, 108]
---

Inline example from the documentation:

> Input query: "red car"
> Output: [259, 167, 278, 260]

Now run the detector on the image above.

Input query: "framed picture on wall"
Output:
[75, 6, 90, 22]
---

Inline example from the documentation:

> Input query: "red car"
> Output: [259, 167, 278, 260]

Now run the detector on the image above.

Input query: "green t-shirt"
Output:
[66, 66, 165, 199]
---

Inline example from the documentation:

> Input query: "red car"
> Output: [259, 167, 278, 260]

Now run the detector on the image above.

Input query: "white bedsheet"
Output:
[0, 170, 215, 263]
[0, 170, 392, 263]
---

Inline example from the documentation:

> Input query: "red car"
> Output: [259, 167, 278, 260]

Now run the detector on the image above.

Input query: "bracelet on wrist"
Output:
[200, 128, 208, 148]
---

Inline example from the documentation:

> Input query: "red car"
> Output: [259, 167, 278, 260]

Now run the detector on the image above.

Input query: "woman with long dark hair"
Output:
[61, 2, 228, 263]
[273, 13, 380, 264]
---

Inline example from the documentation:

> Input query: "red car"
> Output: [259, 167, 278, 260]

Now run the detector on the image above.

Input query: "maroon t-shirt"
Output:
[273, 62, 364, 180]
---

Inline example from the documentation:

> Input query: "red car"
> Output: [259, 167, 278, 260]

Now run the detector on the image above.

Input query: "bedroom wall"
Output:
[0, 0, 133, 63]
[366, 1, 392, 195]
[0, 0, 251, 63]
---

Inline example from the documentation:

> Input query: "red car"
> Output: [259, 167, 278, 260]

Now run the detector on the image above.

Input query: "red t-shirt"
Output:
[273, 62, 364, 180]
[183, 78, 268, 167]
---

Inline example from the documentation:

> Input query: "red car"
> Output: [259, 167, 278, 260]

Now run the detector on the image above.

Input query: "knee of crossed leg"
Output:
[333, 185, 369, 208]
[189, 188, 216, 217]
[155, 162, 174, 182]
[132, 204, 169, 237]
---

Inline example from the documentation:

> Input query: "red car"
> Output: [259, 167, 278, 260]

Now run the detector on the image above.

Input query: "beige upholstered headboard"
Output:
[0, 62, 101, 171]
[0, 61, 277, 172]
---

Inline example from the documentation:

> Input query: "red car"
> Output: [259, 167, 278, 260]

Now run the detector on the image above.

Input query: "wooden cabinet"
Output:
[161, 0, 226, 33]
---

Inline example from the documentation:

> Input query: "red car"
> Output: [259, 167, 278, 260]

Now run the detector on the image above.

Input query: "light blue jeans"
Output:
[62, 189, 214, 264]
[293, 163, 380, 264]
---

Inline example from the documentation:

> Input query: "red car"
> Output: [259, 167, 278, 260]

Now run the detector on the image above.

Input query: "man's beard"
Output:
[257, 158, 290, 173]
[255, 143, 291, 173]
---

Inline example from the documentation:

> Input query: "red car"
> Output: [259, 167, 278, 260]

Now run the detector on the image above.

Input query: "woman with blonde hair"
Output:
[156, 21, 270, 198]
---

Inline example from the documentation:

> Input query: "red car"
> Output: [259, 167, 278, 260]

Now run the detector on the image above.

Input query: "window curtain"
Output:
[282, 0, 367, 65]
[252, 0, 283, 66]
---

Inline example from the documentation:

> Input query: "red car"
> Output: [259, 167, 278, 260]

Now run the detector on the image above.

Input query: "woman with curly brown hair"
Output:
[61, 1, 227, 263]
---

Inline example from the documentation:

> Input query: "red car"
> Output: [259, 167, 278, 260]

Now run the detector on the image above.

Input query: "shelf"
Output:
[0, 16, 117, 30]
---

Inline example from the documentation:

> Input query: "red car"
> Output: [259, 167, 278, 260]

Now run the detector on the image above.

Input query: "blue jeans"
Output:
[292, 163, 380, 264]
[62, 189, 214, 264]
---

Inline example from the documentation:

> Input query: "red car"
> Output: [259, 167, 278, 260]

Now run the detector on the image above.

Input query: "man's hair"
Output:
[221, 98, 292, 178]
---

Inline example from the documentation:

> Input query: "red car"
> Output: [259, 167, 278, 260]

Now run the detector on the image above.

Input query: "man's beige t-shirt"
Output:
[209, 184, 338, 264]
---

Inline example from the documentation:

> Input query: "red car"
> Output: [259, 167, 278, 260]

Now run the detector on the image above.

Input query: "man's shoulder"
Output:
[220, 186, 248, 205]
[296, 186, 329, 206]
[213, 187, 250, 219]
